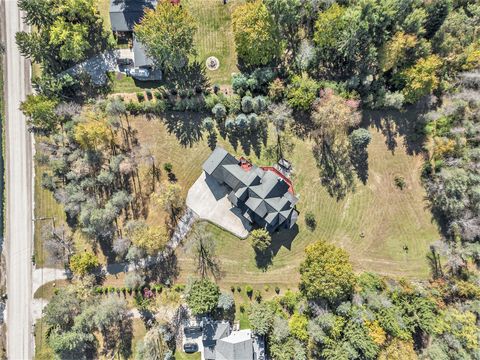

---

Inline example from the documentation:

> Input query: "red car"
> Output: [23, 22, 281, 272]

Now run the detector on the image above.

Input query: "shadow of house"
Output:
[255, 224, 299, 269]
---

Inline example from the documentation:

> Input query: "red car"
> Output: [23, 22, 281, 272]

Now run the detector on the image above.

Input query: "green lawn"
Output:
[131, 109, 440, 286]
[184, 0, 243, 85]
[33, 141, 67, 268]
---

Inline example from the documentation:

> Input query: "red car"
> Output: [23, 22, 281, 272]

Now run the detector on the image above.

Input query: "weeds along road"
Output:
[2, 0, 33, 358]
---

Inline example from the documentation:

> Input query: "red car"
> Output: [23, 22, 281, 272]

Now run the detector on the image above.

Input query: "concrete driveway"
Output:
[187, 173, 251, 238]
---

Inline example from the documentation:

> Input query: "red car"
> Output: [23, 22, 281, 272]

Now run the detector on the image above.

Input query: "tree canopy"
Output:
[135, 0, 197, 72]
[299, 241, 355, 303]
[232, 0, 280, 67]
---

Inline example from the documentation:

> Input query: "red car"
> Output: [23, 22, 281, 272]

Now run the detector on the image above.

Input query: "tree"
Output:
[185, 278, 220, 315]
[124, 271, 145, 289]
[20, 94, 59, 133]
[299, 241, 355, 303]
[402, 55, 443, 103]
[153, 182, 184, 225]
[74, 114, 112, 150]
[217, 293, 235, 312]
[130, 225, 168, 255]
[69, 251, 99, 277]
[42, 224, 74, 265]
[311, 91, 361, 199]
[232, 0, 280, 66]
[43, 288, 82, 330]
[134, 0, 197, 72]
[16, 0, 111, 73]
[286, 75, 319, 111]
[250, 229, 271, 252]
[289, 314, 309, 342]
[49, 330, 96, 360]
[378, 338, 417, 360]
[188, 226, 221, 280]
[248, 302, 275, 336]
[94, 297, 133, 358]
[136, 325, 173, 360]
[266, 102, 294, 161]
[264, 0, 302, 52]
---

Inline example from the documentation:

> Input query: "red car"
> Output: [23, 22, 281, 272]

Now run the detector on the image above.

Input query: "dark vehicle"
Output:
[183, 343, 198, 353]
[116, 58, 133, 66]
[184, 326, 202, 336]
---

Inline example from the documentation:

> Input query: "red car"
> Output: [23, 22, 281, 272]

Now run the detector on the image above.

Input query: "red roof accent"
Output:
[261, 166, 295, 194]
[238, 156, 294, 194]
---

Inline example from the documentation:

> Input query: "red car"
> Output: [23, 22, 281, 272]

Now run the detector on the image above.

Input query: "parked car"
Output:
[184, 326, 202, 336]
[183, 343, 198, 353]
[117, 58, 133, 66]
[128, 67, 150, 79]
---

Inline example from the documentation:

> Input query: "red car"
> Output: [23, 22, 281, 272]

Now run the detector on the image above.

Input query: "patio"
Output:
[186, 172, 251, 239]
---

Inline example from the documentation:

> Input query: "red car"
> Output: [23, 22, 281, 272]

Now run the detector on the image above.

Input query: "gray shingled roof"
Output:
[132, 37, 154, 67]
[215, 330, 254, 360]
[203, 147, 298, 231]
[110, 0, 156, 32]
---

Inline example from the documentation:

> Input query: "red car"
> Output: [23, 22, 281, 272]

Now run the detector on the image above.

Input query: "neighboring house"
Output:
[202, 321, 231, 360]
[199, 319, 265, 360]
[202, 147, 299, 232]
[216, 330, 265, 360]
[109, 0, 162, 80]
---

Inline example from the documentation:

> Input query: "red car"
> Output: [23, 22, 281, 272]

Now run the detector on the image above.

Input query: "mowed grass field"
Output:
[183, 0, 243, 85]
[131, 110, 440, 287]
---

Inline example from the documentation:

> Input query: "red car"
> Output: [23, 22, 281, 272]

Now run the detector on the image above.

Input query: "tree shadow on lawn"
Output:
[364, 103, 431, 156]
[163, 111, 205, 147]
[255, 224, 299, 270]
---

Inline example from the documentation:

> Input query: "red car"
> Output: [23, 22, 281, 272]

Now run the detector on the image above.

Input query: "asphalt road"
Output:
[3, 0, 33, 359]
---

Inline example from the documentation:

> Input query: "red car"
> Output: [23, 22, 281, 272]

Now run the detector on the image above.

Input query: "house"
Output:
[202, 321, 231, 360]
[216, 330, 265, 360]
[109, 0, 162, 79]
[196, 319, 265, 360]
[202, 147, 298, 232]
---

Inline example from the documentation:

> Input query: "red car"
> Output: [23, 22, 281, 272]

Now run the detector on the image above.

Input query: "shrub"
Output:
[154, 91, 162, 100]
[394, 176, 406, 190]
[237, 286, 242, 293]
[173, 284, 185, 293]
[245, 285, 254, 298]
[240, 304, 245, 313]
[163, 163, 173, 173]
[109, 286, 115, 293]
[137, 92, 145, 102]
[305, 212, 316, 231]
[241, 96, 254, 113]
[250, 229, 271, 252]
[254, 290, 262, 302]
[218, 293, 235, 311]
[186, 279, 220, 315]
[213, 84, 221, 93]
[268, 78, 285, 102]
[146, 90, 152, 100]
[232, 73, 249, 96]
[231, 285, 235, 293]
[212, 103, 227, 120]
[275, 286, 280, 294]
[287, 75, 319, 111]
[253, 96, 267, 113]
[264, 285, 270, 292]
